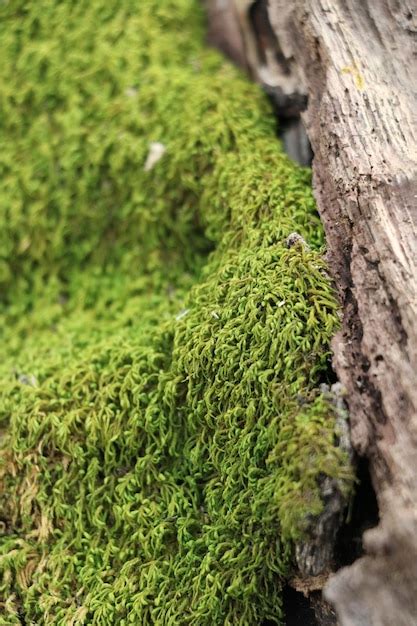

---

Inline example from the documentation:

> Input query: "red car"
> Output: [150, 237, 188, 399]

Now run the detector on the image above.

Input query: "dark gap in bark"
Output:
[309, 592, 339, 626]
[334, 456, 379, 567]
[248, 0, 268, 66]
[281, 584, 319, 625]
[276, 116, 313, 166]
[315, 358, 339, 389]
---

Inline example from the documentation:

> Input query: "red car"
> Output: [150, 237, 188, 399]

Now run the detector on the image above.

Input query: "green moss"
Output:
[0, 1, 353, 624]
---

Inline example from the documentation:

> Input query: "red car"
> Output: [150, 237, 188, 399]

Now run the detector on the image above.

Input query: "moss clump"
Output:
[0, 1, 353, 624]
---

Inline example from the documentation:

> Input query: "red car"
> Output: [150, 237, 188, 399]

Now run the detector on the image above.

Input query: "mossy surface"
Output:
[0, 1, 352, 624]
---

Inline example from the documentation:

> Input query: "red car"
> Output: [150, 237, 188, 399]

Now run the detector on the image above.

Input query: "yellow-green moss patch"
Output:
[0, 1, 352, 623]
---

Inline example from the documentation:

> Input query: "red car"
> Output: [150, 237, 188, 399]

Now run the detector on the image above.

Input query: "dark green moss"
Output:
[0, 1, 352, 623]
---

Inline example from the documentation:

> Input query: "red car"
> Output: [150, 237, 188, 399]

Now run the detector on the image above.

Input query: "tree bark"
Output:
[206, 1, 417, 624]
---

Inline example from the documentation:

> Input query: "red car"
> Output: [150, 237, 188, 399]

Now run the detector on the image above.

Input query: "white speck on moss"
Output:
[144, 142, 166, 171]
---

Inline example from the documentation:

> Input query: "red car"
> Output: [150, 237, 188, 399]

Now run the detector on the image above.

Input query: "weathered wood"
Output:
[206, 1, 417, 624]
